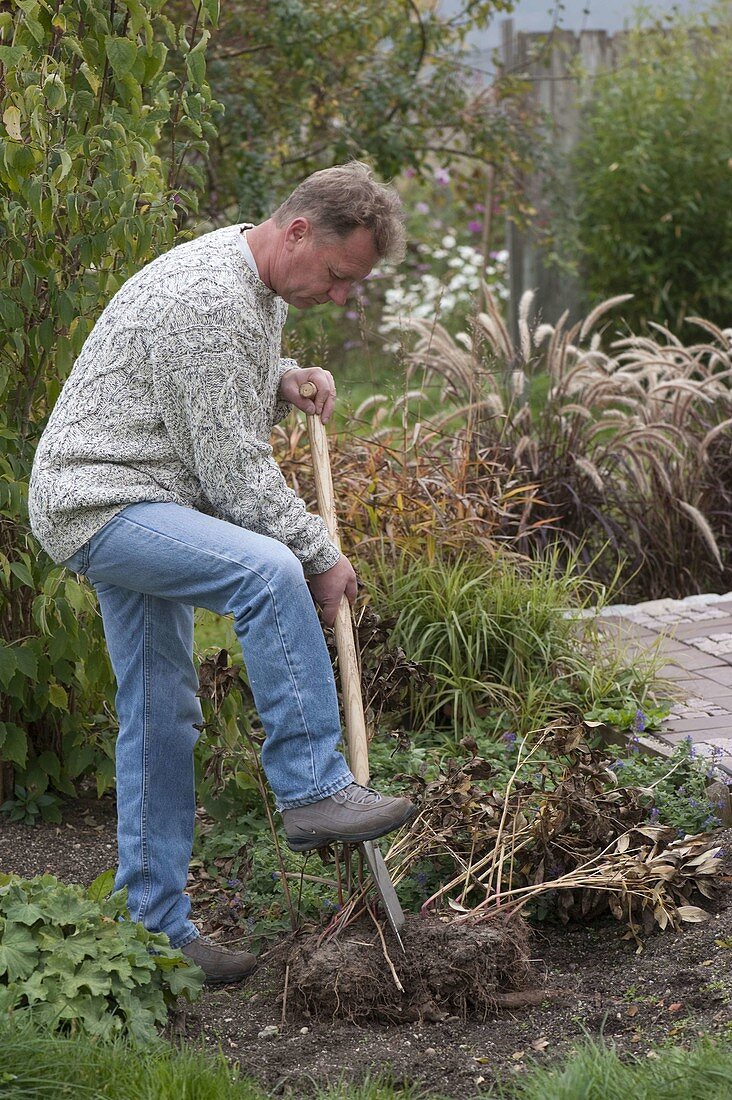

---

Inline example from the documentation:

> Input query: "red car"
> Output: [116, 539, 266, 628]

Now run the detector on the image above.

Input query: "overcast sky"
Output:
[441, 0, 709, 76]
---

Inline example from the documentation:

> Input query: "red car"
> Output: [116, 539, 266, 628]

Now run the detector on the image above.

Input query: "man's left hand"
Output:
[279, 367, 337, 424]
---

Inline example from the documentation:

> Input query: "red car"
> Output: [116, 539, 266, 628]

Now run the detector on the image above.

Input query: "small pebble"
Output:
[257, 1025, 280, 1040]
[300, 1026, 309, 1035]
[425, 1047, 437, 1056]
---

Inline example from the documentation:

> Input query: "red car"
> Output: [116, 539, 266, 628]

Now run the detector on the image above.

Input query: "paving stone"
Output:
[697, 666, 732, 687]
[685, 633, 732, 657]
[663, 620, 732, 640]
[682, 679, 732, 702]
[661, 714, 732, 734]
[657, 664, 701, 681]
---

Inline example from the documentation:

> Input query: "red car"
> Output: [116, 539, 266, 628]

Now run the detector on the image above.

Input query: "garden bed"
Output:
[0, 792, 730, 1097]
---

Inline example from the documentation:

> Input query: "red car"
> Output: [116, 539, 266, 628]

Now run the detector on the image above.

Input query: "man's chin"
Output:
[290, 297, 326, 310]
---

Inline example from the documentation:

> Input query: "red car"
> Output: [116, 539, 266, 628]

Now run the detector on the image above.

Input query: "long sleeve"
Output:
[152, 320, 340, 575]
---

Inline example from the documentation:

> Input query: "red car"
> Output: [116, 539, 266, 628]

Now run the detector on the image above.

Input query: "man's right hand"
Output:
[308, 554, 358, 627]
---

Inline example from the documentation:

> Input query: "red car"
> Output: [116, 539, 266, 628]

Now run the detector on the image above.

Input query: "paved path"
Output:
[600, 593, 732, 781]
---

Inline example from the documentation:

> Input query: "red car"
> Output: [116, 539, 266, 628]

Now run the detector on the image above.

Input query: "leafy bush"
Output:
[0, 0, 220, 809]
[568, 3, 732, 332]
[396, 292, 732, 598]
[174, 0, 539, 224]
[0, 872, 202, 1041]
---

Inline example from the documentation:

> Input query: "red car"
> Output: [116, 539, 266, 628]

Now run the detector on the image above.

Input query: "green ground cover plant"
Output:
[610, 737, 724, 834]
[0, 871, 202, 1041]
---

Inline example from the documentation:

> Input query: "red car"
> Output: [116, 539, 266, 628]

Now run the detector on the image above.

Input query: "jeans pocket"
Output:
[62, 541, 90, 576]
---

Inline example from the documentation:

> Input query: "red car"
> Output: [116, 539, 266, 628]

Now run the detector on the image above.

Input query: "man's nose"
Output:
[329, 284, 350, 307]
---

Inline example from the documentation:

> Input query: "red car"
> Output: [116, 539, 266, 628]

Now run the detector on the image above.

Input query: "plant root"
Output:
[286, 910, 535, 1023]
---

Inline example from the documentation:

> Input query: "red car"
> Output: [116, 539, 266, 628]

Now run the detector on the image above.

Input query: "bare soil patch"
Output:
[1, 798, 731, 1097]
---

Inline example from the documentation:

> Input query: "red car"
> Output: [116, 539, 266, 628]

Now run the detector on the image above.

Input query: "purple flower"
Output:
[434, 167, 450, 186]
[416, 201, 430, 215]
[649, 807, 660, 822]
[345, 310, 358, 320]
[473, 202, 485, 213]
[627, 734, 641, 753]
[468, 220, 482, 234]
[633, 710, 646, 733]
[502, 730, 517, 745]
[405, 167, 416, 178]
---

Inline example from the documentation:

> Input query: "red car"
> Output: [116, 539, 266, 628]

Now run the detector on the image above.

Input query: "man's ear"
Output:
[283, 217, 311, 251]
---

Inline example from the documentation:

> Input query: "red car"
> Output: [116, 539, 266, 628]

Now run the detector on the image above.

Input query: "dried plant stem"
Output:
[485, 732, 549, 898]
[460, 830, 479, 906]
[366, 902, 404, 993]
[281, 962, 290, 1028]
[275, 871, 341, 888]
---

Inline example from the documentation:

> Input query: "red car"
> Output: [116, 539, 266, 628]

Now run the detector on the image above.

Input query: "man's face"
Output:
[275, 219, 379, 310]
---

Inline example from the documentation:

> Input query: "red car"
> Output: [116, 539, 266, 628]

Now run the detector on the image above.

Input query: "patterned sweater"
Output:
[28, 225, 340, 576]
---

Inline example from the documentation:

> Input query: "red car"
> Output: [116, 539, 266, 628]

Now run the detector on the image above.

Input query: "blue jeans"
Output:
[62, 502, 353, 947]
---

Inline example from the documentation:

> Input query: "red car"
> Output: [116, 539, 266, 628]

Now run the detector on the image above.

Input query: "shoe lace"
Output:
[343, 782, 382, 805]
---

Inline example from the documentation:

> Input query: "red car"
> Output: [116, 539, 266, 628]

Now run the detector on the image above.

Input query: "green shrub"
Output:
[0, 871, 202, 1042]
[0, 0, 221, 810]
[568, 3, 732, 332]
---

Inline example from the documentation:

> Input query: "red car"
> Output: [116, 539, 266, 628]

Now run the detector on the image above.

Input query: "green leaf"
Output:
[0, 45, 28, 68]
[0, 922, 38, 981]
[104, 36, 138, 80]
[87, 868, 116, 903]
[165, 958, 205, 998]
[0, 724, 27, 769]
[48, 683, 68, 709]
[14, 645, 38, 679]
[0, 647, 18, 689]
[2, 897, 45, 925]
[186, 50, 205, 86]
[10, 560, 34, 587]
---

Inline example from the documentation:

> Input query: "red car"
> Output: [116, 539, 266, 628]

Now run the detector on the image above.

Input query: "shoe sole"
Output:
[202, 967, 257, 986]
[285, 803, 419, 853]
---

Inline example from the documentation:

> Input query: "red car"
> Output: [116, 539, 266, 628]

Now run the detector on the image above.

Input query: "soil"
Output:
[1, 794, 731, 1097]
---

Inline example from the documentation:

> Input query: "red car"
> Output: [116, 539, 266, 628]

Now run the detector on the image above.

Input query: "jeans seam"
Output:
[136, 592, 153, 923]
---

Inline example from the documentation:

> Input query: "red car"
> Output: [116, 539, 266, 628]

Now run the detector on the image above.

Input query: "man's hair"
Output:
[272, 161, 406, 264]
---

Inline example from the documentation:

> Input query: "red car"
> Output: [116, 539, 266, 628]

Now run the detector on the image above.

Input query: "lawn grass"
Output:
[504, 1038, 732, 1099]
[2, 1018, 731, 1100]
[0, 1017, 422, 1099]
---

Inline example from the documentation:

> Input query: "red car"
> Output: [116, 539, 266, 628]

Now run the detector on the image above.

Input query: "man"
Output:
[28, 162, 416, 983]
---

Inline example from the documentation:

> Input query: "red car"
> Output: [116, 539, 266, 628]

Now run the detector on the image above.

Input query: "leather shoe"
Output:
[282, 782, 418, 852]
[180, 935, 257, 984]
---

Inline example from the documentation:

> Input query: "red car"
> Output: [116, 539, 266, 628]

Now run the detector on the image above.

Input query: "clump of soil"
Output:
[287, 912, 535, 1023]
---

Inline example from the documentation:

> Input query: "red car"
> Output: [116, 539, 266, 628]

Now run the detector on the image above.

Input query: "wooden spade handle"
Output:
[299, 382, 370, 785]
